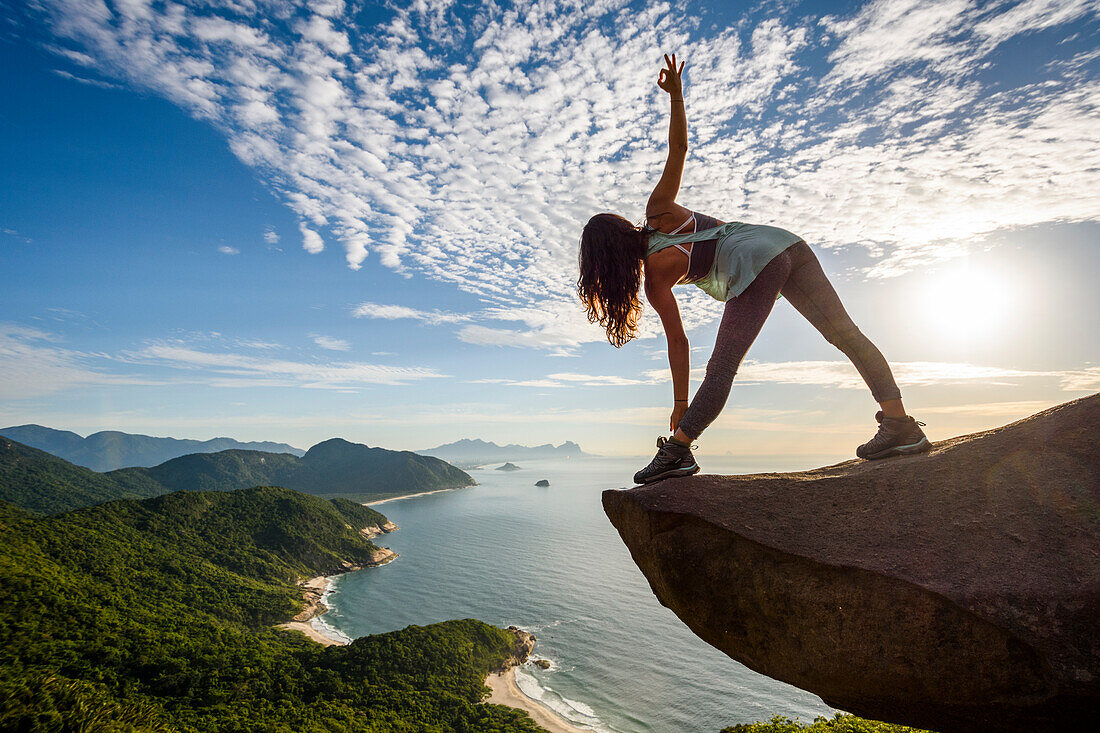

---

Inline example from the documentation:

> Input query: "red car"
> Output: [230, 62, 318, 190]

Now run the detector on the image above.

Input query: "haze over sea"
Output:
[323, 456, 835, 732]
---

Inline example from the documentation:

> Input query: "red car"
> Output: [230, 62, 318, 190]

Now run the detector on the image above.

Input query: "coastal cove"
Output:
[319, 457, 836, 732]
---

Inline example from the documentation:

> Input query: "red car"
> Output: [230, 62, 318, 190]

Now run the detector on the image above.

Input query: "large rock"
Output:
[603, 396, 1099, 733]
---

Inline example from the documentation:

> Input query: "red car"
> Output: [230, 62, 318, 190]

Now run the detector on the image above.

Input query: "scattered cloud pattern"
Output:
[0, 324, 445, 396]
[23, 0, 1100, 347]
[311, 334, 351, 351]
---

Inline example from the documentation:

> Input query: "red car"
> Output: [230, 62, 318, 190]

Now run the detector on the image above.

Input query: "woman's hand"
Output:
[657, 53, 685, 97]
[670, 401, 688, 432]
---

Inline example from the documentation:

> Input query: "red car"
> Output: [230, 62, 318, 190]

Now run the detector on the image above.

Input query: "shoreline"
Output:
[485, 668, 592, 733]
[276, 543, 398, 646]
[276, 575, 350, 646]
[368, 486, 465, 505]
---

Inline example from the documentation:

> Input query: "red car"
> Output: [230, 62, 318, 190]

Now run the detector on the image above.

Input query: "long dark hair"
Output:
[577, 213, 647, 348]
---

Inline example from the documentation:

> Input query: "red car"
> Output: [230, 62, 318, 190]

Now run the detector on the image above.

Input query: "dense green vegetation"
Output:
[113, 437, 476, 502]
[0, 486, 541, 732]
[1, 434, 474, 516]
[112, 449, 302, 494]
[0, 438, 164, 514]
[723, 713, 933, 732]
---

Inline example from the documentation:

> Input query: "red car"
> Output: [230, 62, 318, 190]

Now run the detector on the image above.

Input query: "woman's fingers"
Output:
[658, 53, 683, 91]
[660, 53, 683, 78]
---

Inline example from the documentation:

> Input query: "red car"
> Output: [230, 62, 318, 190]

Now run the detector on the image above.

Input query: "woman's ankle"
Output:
[670, 430, 693, 447]
[879, 399, 906, 419]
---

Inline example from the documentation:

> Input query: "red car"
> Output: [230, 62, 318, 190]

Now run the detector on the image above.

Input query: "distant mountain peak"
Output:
[0, 424, 304, 472]
[417, 437, 590, 466]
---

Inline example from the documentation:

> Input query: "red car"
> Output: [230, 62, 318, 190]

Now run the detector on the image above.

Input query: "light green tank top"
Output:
[646, 218, 802, 302]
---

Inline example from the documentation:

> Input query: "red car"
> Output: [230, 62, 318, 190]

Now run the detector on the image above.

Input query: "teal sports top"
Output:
[646, 213, 802, 302]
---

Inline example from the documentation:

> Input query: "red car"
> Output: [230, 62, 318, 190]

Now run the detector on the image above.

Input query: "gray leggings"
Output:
[678, 241, 902, 440]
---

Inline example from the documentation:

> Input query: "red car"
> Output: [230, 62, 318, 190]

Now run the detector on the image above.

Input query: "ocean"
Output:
[320, 456, 836, 732]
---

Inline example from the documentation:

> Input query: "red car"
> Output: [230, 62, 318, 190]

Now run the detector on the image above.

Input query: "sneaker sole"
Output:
[637, 463, 701, 484]
[860, 437, 932, 461]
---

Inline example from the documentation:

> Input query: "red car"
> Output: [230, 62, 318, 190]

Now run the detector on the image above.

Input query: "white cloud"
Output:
[351, 302, 469, 324]
[0, 323, 161, 398]
[218, 245, 240, 254]
[545, 373, 649, 386]
[640, 359, 1099, 390]
[130, 341, 446, 388]
[235, 338, 281, 350]
[919, 400, 1063, 417]
[0, 324, 445, 397]
[1059, 366, 1100, 392]
[299, 222, 324, 254]
[263, 228, 279, 244]
[30, 0, 1100, 348]
[312, 334, 351, 351]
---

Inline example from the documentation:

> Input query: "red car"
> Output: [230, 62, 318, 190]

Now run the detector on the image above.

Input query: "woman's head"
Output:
[577, 213, 647, 348]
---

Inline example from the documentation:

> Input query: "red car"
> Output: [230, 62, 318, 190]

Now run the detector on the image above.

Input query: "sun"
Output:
[919, 263, 1014, 343]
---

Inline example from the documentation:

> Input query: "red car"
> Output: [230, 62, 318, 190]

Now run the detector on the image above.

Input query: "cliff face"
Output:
[493, 626, 537, 673]
[603, 395, 1099, 733]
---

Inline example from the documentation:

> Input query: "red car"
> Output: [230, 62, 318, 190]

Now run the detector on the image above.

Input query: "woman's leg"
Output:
[778, 242, 903, 409]
[675, 249, 794, 441]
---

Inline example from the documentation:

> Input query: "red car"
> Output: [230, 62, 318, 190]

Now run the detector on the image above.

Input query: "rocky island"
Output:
[604, 395, 1099, 733]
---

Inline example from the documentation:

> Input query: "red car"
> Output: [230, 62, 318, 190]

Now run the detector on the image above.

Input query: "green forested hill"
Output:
[2, 434, 474, 516]
[0, 423, 304, 471]
[0, 437, 165, 514]
[113, 448, 300, 494]
[116, 437, 477, 502]
[0, 486, 540, 732]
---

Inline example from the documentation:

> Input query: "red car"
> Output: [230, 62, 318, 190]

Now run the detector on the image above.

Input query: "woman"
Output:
[578, 54, 931, 484]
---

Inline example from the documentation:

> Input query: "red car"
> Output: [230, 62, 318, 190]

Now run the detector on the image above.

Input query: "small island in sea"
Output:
[496, 462, 522, 471]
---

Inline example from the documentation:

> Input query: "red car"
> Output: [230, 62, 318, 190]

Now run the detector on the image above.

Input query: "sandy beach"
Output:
[368, 487, 464, 505]
[276, 575, 350, 646]
[486, 668, 591, 733]
[279, 619, 346, 646]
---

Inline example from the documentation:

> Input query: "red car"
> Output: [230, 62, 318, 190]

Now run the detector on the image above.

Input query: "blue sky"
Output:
[1, 0, 1097, 459]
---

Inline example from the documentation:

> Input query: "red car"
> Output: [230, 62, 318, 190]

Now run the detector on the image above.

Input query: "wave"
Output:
[310, 614, 353, 645]
[311, 576, 354, 644]
[514, 665, 618, 733]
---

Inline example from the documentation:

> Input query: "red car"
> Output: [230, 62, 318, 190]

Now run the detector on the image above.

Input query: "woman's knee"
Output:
[823, 321, 865, 350]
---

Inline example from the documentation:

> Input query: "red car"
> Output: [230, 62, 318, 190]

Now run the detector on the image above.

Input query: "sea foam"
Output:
[514, 666, 612, 732]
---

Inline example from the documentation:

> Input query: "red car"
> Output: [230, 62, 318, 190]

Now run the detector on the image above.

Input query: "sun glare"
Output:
[919, 264, 1014, 343]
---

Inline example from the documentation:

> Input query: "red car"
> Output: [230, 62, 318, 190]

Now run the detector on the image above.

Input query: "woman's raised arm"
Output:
[647, 54, 688, 220]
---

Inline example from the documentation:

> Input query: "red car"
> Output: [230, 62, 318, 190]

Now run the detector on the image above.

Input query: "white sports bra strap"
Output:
[669, 212, 696, 235]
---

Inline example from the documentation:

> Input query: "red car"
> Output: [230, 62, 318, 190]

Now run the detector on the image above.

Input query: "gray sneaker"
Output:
[633, 436, 700, 484]
[857, 411, 931, 460]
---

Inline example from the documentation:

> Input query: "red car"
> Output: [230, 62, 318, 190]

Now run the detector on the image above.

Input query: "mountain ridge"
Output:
[2, 435, 475, 513]
[0, 423, 304, 471]
[419, 437, 589, 466]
